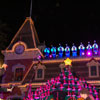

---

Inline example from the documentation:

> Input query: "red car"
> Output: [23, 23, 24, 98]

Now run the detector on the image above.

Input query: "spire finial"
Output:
[30, 0, 32, 17]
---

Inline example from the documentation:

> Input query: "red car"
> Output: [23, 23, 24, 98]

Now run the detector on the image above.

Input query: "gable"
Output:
[7, 17, 40, 50]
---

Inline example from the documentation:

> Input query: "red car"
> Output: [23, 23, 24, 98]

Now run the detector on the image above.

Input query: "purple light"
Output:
[49, 55, 52, 58]
[87, 51, 92, 56]
[38, 55, 41, 59]
[82, 52, 85, 55]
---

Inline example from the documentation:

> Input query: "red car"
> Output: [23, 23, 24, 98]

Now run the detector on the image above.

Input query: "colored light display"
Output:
[57, 44, 64, 58]
[44, 48, 50, 58]
[78, 42, 85, 56]
[28, 61, 99, 100]
[43, 41, 99, 59]
[65, 44, 70, 57]
[86, 42, 92, 56]
[51, 46, 56, 58]
[92, 41, 98, 55]
[71, 44, 77, 57]
[64, 58, 72, 66]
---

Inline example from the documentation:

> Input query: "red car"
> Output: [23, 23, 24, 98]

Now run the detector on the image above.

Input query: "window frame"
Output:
[35, 63, 46, 80]
[87, 59, 100, 78]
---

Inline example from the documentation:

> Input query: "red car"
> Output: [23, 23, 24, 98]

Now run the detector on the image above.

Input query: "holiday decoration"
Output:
[25, 58, 99, 100]
[71, 44, 77, 57]
[92, 40, 98, 55]
[43, 41, 100, 59]
[65, 44, 70, 57]
[51, 46, 56, 58]
[78, 42, 85, 56]
[86, 42, 92, 56]
[44, 48, 50, 58]
[57, 44, 64, 58]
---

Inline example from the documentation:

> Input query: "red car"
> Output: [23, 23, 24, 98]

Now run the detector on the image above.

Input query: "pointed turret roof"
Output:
[7, 17, 40, 50]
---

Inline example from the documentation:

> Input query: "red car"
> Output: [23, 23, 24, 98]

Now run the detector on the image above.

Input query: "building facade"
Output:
[0, 17, 100, 99]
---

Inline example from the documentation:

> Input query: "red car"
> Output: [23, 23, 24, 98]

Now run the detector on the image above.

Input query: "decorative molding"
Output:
[35, 63, 46, 80]
[86, 60, 100, 66]
[3, 49, 41, 60]
[12, 64, 26, 72]
[86, 59, 100, 78]
[12, 41, 27, 51]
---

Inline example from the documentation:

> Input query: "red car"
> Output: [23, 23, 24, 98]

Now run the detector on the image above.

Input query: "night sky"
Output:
[0, 1, 100, 47]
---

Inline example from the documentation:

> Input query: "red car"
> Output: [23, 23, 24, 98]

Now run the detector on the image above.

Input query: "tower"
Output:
[2, 17, 44, 83]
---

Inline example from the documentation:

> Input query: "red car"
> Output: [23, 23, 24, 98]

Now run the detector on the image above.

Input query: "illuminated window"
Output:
[15, 68, 23, 81]
[90, 66, 97, 76]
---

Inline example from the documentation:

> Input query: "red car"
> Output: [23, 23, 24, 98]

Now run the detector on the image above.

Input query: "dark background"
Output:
[0, 0, 100, 47]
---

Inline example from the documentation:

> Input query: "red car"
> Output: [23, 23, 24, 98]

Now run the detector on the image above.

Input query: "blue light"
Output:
[57, 44, 64, 58]
[86, 42, 92, 50]
[71, 44, 77, 57]
[65, 44, 70, 57]
[92, 41, 98, 55]
[44, 48, 50, 58]
[51, 47, 56, 58]
[78, 43, 85, 56]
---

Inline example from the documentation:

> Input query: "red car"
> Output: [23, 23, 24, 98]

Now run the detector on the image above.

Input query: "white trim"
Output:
[35, 63, 46, 80]
[87, 59, 100, 78]
[12, 64, 26, 72]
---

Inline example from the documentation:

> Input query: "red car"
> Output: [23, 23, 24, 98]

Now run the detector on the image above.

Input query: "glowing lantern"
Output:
[44, 48, 50, 58]
[51, 46, 56, 58]
[57, 44, 64, 58]
[78, 42, 85, 56]
[65, 44, 70, 57]
[92, 40, 98, 55]
[86, 42, 92, 56]
[71, 43, 77, 57]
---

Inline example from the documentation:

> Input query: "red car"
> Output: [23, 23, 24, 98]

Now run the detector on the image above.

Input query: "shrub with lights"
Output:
[26, 58, 99, 100]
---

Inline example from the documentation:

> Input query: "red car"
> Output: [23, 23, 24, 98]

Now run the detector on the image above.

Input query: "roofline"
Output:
[6, 17, 40, 50]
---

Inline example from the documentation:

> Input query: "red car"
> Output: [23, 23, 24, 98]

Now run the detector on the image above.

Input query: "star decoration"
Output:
[64, 58, 72, 66]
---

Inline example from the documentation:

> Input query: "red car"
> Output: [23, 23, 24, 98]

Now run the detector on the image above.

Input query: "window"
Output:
[15, 68, 23, 81]
[35, 63, 46, 80]
[37, 69, 43, 78]
[90, 66, 97, 76]
[86, 59, 100, 78]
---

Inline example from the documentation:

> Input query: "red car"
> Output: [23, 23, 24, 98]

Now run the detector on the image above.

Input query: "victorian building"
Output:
[0, 17, 100, 99]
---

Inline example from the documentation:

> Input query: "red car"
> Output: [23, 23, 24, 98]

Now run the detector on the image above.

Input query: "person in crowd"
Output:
[0, 64, 14, 100]
[78, 88, 93, 100]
